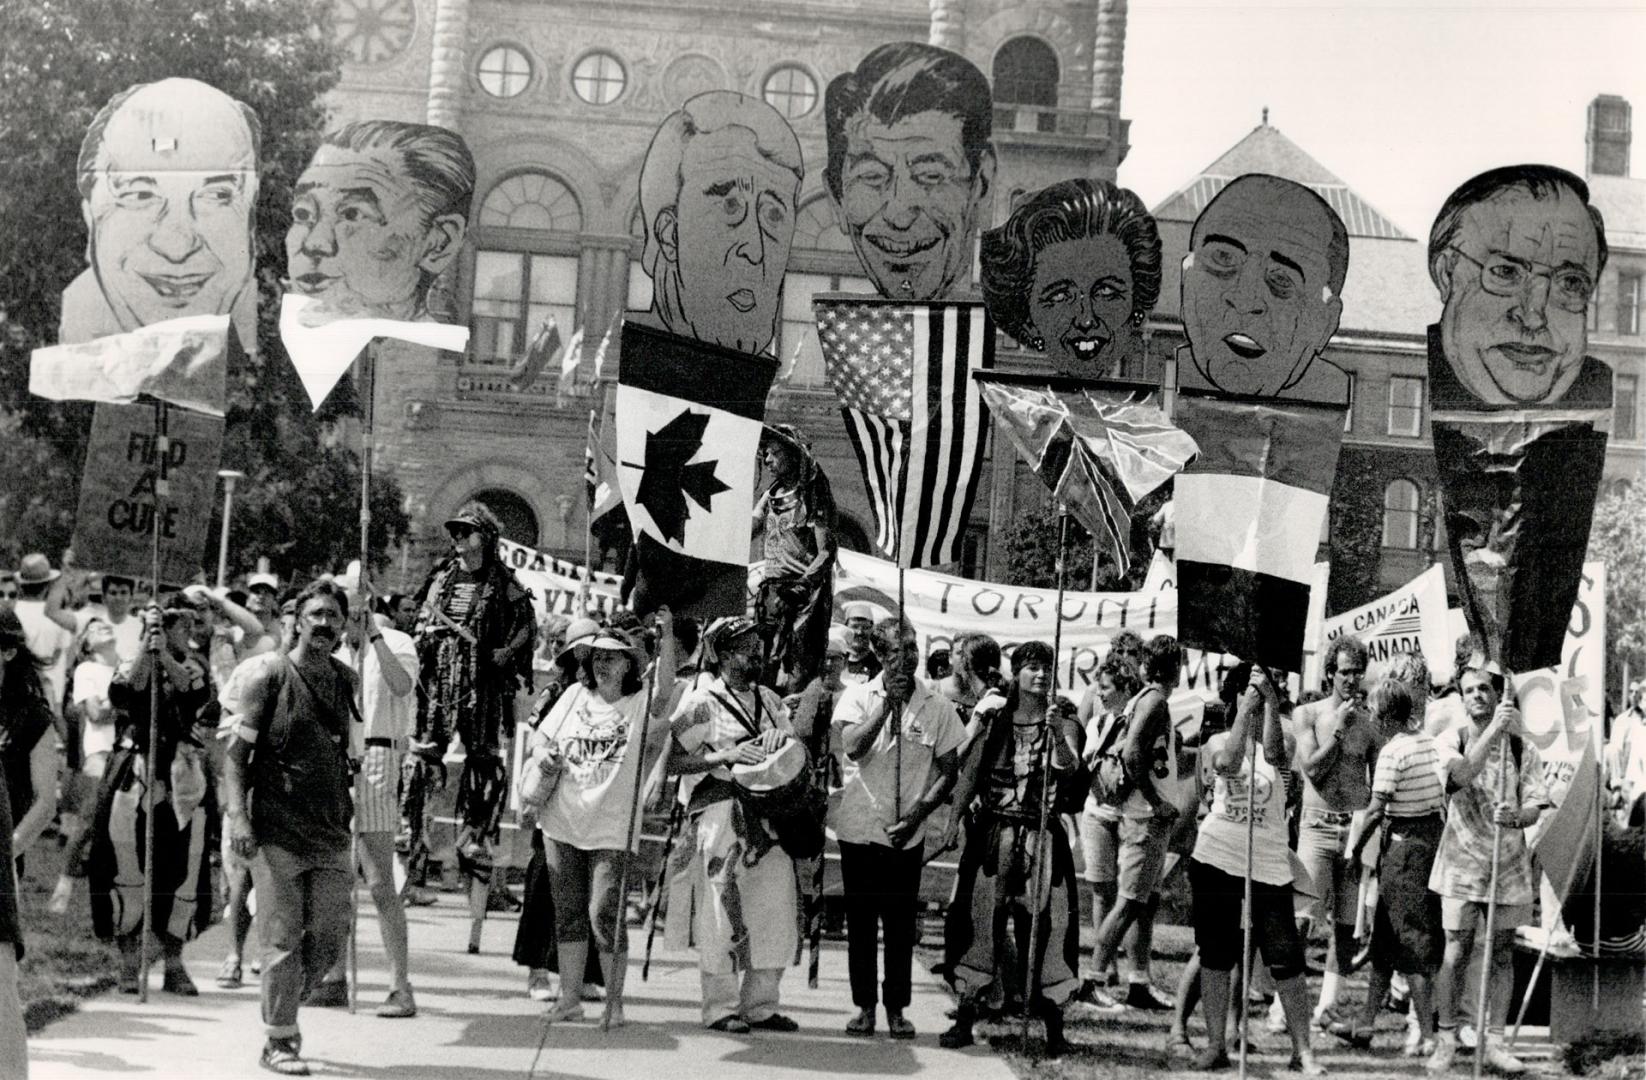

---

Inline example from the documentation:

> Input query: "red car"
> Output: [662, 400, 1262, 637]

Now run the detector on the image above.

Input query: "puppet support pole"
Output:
[347, 342, 378, 1014]
[1020, 506, 1069, 1051]
[895, 566, 905, 823]
[600, 667, 659, 1032]
[1472, 747, 1511, 1080]
[1238, 721, 1258, 1080]
[583, 406, 598, 616]
[138, 398, 168, 1004]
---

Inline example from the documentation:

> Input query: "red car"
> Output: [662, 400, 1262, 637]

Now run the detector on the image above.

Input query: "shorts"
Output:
[1078, 808, 1120, 885]
[1189, 857, 1306, 981]
[1116, 814, 1171, 902]
[353, 744, 403, 836]
[1440, 897, 1532, 934]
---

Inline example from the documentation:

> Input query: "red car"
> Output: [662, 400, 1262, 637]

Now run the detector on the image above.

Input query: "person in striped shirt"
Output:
[1336, 677, 1445, 1053]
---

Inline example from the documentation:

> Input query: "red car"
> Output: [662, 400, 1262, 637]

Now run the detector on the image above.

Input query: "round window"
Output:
[478, 45, 532, 98]
[572, 52, 626, 106]
[762, 65, 817, 119]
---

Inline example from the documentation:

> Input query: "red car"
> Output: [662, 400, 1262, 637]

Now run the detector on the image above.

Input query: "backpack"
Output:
[1088, 691, 1145, 808]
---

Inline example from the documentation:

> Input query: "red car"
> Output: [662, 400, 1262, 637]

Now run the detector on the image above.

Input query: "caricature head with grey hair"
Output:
[287, 119, 475, 320]
[638, 91, 802, 354]
[74, 78, 261, 336]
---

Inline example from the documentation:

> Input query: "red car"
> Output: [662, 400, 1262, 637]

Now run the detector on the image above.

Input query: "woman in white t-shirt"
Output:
[47, 617, 122, 914]
[1075, 655, 1141, 995]
[1189, 665, 1325, 1076]
[532, 616, 676, 1026]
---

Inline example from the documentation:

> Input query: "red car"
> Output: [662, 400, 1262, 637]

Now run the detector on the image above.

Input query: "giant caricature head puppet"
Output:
[1180, 173, 1349, 398]
[638, 91, 803, 355]
[67, 78, 260, 346]
[287, 120, 476, 322]
[1427, 164, 1607, 406]
[824, 42, 997, 301]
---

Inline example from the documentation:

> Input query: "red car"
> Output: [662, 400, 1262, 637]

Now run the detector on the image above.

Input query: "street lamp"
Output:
[215, 469, 246, 588]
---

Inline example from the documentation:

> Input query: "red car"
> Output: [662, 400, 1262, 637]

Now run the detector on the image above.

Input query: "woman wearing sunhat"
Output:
[531, 612, 676, 1025]
[753, 424, 837, 694]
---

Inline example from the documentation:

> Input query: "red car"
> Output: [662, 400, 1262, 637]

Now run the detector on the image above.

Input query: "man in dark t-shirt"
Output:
[226, 579, 358, 1077]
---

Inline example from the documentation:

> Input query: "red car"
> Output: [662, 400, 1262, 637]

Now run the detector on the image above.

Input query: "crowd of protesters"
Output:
[0, 528, 1643, 1077]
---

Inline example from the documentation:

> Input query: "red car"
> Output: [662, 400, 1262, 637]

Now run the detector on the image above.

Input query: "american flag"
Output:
[814, 296, 993, 568]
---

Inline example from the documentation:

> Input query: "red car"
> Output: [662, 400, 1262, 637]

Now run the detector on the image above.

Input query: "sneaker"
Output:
[527, 969, 554, 1002]
[259, 1036, 310, 1076]
[1267, 997, 1289, 1035]
[1125, 982, 1173, 1011]
[216, 955, 243, 990]
[1480, 1040, 1526, 1076]
[1459, 1023, 1478, 1050]
[546, 995, 585, 1023]
[302, 980, 348, 1008]
[1084, 986, 1124, 1010]
[581, 984, 605, 1002]
[1427, 1029, 1458, 1074]
[376, 987, 417, 1018]
[162, 967, 199, 997]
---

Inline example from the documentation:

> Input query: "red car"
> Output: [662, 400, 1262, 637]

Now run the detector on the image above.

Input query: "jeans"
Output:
[839, 840, 924, 1012]
[252, 843, 353, 1039]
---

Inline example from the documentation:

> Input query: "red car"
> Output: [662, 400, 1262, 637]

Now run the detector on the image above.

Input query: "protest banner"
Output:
[497, 536, 623, 624]
[830, 548, 1239, 704]
[73, 402, 223, 585]
[1317, 563, 1453, 683]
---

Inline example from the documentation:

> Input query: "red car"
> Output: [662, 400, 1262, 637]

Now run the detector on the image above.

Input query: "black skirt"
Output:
[1371, 813, 1444, 975]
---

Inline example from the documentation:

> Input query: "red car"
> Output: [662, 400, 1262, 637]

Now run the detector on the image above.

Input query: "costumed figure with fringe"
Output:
[940, 640, 1083, 1054]
[410, 501, 536, 952]
[754, 424, 837, 695]
[664, 616, 803, 1033]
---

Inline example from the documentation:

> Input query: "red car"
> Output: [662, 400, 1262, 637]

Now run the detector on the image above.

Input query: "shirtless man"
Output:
[1291, 634, 1381, 1027]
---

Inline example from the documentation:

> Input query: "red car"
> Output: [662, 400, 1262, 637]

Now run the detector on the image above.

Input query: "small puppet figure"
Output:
[823, 42, 997, 301]
[63, 78, 260, 352]
[981, 178, 1162, 378]
[753, 423, 838, 693]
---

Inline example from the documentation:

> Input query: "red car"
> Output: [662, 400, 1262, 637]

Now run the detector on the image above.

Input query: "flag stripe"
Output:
[1176, 396, 1344, 494]
[947, 305, 991, 563]
[1174, 473, 1329, 585]
[1178, 561, 1313, 672]
[618, 323, 777, 420]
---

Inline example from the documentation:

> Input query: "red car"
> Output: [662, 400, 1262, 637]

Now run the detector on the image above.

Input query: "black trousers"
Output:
[840, 840, 924, 1011]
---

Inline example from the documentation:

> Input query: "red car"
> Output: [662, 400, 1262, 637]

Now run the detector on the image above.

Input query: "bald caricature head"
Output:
[1181, 174, 1348, 396]
[639, 91, 803, 354]
[77, 79, 260, 333]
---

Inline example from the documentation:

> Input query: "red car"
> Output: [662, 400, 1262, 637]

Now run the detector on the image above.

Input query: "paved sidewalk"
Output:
[29, 894, 1016, 1080]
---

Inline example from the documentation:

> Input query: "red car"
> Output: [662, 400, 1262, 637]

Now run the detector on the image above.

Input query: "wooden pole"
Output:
[348, 342, 377, 1014]
[1020, 506, 1069, 1051]
[1238, 729, 1257, 1080]
[895, 566, 906, 823]
[138, 398, 168, 1003]
[1473, 747, 1511, 1080]
[583, 407, 598, 616]
[601, 663, 659, 1032]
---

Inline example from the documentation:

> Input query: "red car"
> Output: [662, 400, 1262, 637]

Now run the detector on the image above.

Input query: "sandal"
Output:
[260, 1037, 310, 1076]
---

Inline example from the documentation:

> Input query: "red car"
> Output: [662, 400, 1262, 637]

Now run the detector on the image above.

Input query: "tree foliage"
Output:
[1001, 489, 1166, 592]
[0, 0, 409, 581]
[1586, 482, 1646, 704]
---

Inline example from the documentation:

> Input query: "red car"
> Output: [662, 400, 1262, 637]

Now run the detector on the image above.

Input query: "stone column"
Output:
[928, 0, 965, 52]
[1090, 0, 1128, 114]
[426, 0, 472, 130]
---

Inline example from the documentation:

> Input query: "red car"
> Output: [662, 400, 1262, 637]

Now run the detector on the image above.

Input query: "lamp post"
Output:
[215, 469, 245, 588]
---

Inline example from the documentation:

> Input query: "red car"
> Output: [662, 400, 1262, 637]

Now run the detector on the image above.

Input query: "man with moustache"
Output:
[1177, 173, 1350, 401]
[1427, 165, 1609, 409]
[62, 78, 260, 350]
[824, 42, 996, 301]
[286, 120, 475, 322]
[225, 579, 359, 1077]
[636, 91, 803, 354]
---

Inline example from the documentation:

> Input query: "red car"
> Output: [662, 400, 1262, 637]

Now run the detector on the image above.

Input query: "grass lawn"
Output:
[15, 831, 120, 1034]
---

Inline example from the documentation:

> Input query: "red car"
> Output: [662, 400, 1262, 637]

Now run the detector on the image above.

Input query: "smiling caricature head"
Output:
[825, 42, 997, 301]
[639, 91, 803, 354]
[1428, 165, 1606, 406]
[1181, 174, 1348, 396]
[981, 179, 1162, 377]
[77, 78, 260, 332]
[287, 120, 475, 321]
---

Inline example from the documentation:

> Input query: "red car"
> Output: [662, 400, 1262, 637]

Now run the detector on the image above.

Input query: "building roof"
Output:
[1147, 122, 1435, 335]
[1152, 123, 1411, 241]
[1589, 173, 1646, 251]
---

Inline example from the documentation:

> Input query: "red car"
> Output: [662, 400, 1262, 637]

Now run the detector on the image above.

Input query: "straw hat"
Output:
[17, 553, 59, 586]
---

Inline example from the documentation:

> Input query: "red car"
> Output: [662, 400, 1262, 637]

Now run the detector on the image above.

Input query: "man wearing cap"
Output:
[839, 602, 882, 686]
[667, 616, 801, 1033]
[13, 553, 76, 720]
[831, 617, 964, 1038]
[410, 501, 536, 953]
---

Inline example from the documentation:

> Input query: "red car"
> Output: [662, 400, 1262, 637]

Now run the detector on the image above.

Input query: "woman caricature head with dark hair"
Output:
[981, 178, 1161, 378]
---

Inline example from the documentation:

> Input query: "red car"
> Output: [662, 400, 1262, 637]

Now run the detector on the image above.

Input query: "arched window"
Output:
[473, 172, 584, 364]
[472, 488, 539, 547]
[791, 197, 850, 253]
[993, 36, 1059, 108]
[1382, 479, 1420, 549]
